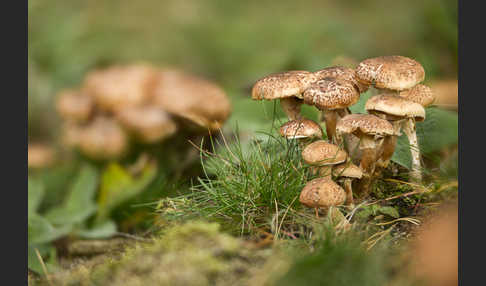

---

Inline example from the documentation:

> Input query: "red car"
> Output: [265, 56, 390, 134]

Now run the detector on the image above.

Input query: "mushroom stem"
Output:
[343, 178, 354, 206]
[402, 118, 422, 183]
[318, 165, 333, 178]
[377, 135, 397, 168]
[315, 208, 319, 218]
[280, 97, 302, 120]
[357, 135, 377, 197]
[321, 109, 339, 143]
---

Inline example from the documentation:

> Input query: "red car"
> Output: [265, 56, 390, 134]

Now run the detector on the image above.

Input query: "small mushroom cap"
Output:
[279, 118, 323, 139]
[313, 66, 369, 93]
[302, 140, 347, 166]
[83, 64, 158, 112]
[399, 84, 435, 107]
[78, 117, 129, 160]
[303, 77, 360, 110]
[152, 69, 231, 131]
[56, 89, 93, 122]
[365, 94, 426, 121]
[28, 144, 56, 169]
[332, 162, 363, 179]
[429, 79, 457, 109]
[336, 114, 395, 137]
[116, 106, 177, 143]
[299, 177, 346, 208]
[356, 56, 425, 90]
[251, 70, 318, 100]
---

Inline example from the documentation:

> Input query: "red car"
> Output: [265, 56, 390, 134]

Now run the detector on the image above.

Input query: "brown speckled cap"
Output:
[83, 64, 158, 112]
[313, 66, 369, 93]
[299, 177, 346, 208]
[279, 118, 323, 139]
[336, 114, 395, 137]
[303, 78, 360, 110]
[251, 70, 317, 100]
[302, 140, 347, 166]
[152, 69, 231, 131]
[332, 162, 363, 179]
[116, 106, 177, 143]
[399, 84, 435, 107]
[356, 56, 425, 91]
[56, 89, 93, 122]
[78, 117, 128, 160]
[365, 94, 426, 122]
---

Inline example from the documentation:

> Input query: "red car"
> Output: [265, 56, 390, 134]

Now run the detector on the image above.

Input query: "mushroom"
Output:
[251, 71, 318, 120]
[28, 143, 56, 169]
[77, 117, 129, 160]
[299, 177, 346, 218]
[303, 77, 360, 143]
[335, 114, 395, 197]
[55, 89, 94, 123]
[116, 106, 177, 144]
[314, 66, 369, 94]
[429, 79, 458, 110]
[398, 84, 435, 107]
[332, 161, 363, 206]
[279, 118, 323, 148]
[355, 55, 425, 92]
[301, 140, 347, 178]
[83, 64, 158, 113]
[365, 94, 426, 182]
[152, 69, 232, 131]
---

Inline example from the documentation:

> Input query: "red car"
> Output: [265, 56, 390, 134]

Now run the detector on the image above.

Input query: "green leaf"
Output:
[77, 220, 117, 239]
[377, 206, 400, 219]
[96, 162, 157, 221]
[28, 214, 72, 244]
[28, 244, 58, 275]
[28, 178, 45, 217]
[44, 164, 99, 225]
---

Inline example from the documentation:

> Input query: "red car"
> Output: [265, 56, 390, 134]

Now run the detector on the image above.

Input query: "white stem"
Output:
[280, 97, 302, 120]
[402, 118, 422, 182]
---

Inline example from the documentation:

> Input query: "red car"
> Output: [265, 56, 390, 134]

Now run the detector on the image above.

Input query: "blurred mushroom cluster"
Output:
[56, 64, 232, 162]
[252, 56, 436, 215]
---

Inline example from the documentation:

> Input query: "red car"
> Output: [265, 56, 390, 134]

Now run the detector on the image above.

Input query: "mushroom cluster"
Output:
[251, 55, 435, 215]
[56, 64, 231, 160]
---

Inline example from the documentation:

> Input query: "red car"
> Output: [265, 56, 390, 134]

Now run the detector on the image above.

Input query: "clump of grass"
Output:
[157, 128, 318, 236]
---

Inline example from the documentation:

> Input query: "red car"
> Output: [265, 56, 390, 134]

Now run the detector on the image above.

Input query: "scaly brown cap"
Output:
[251, 70, 317, 100]
[116, 106, 177, 143]
[399, 84, 435, 107]
[336, 113, 395, 137]
[83, 64, 158, 112]
[279, 118, 323, 139]
[302, 140, 347, 166]
[332, 162, 363, 179]
[303, 78, 360, 110]
[78, 117, 129, 160]
[152, 69, 231, 131]
[356, 56, 425, 91]
[56, 89, 93, 122]
[299, 177, 346, 208]
[365, 94, 426, 121]
[313, 66, 369, 93]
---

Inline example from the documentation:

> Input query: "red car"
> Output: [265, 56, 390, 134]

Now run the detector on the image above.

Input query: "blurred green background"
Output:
[28, 0, 457, 141]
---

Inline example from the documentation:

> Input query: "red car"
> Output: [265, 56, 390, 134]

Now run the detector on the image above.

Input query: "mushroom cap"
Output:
[302, 140, 347, 166]
[336, 113, 395, 137]
[152, 69, 231, 131]
[78, 117, 129, 160]
[251, 70, 318, 100]
[429, 79, 457, 109]
[313, 66, 369, 93]
[303, 77, 360, 110]
[83, 64, 158, 112]
[355, 56, 425, 90]
[399, 84, 435, 107]
[332, 162, 363, 179]
[365, 94, 426, 122]
[299, 177, 346, 208]
[60, 122, 84, 148]
[55, 89, 93, 122]
[279, 118, 323, 139]
[116, 106, 177, 143]
[28, 144, 56, 169]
